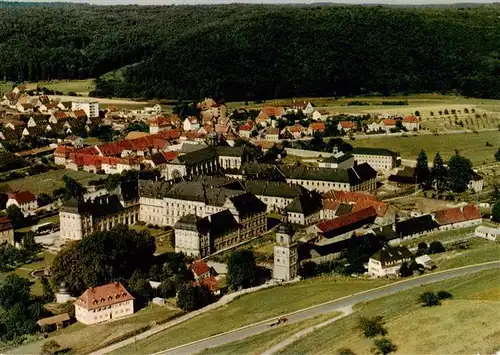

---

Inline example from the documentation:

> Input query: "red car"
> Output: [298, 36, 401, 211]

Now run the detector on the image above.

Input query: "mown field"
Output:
[0, 169, 98, 195]
[279, 268, 500, 355]
[350, 130, 500, 166]
[198, 311, 342, 355]
[7, 304, 182, 355]
[112, 277, 391, 354]
[0, 80, 95, 96]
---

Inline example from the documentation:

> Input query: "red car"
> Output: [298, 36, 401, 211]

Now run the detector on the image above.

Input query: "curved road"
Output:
[158, 262, 499, 355]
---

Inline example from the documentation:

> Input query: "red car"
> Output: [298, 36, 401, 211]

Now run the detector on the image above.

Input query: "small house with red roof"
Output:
[7, 191, 37, 212]
[265, 127, 280, 141]
[74, 282, 134, 325]
[183, 116, 200, 131]
[0, 217, 14, 246]
[238, 123, 254, 138]
[312, 109, 330, 122]
[287, 123, 305, 139]
[337, 120, 355, 132]
[433, 204, 482, 230]
[49, 111, 69, 124]
[149, 116, 171, 134]
[190, 260, 213, 280]
[380, 119, 397, 133]
[71, 109, 87, 120]
[307, 122, 325, 135]
[402, 116, 420, 131]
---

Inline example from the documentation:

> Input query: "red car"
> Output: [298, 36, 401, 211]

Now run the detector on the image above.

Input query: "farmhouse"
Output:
[6, 191, 37, 212]
[433, 204, 482, 230]
[368, 245, 414, 277]
[475, 225, 500, 241]
[74, 282, 134, 325]
[351, 147, 398, 171]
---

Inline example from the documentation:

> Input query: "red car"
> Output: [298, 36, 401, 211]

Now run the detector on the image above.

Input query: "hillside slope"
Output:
[0, 4, 499, 100]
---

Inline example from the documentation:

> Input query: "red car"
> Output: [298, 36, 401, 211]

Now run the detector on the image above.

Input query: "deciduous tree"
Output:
[227, 249, 257, 290]
[447, 153, 473, 193]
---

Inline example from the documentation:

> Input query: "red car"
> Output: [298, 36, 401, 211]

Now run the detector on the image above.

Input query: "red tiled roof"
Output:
[383, 119, 397, 126]
[434, 204, 481, 225]
[403, 116, 420, 123]
[191, 260, 210, 277]
[316, 206, 377, 233]
[162, 151, 178, 161]
[149, 116, 169, 127]
[181, 131, 204, 140]
[73, 109, 87, 119]
[0, 217, 13, 232]
[198, 276, 219, 292]
[289, 101, 308, 110]
[261, 106, 285, 117]
[289, 124, 304, 133]
[75, 282, 134, 311]
[309, 122, 325, 131]
[8, 191, 36, 204]
[55, 145, 76, 156]
[351, 200, 388, 218]
[339, 121, 355, 129]
[54, 112, 69, 120]
[322, 200, 341, 211]
[323, 190, 377, 203]
[239, 124, 253, 131]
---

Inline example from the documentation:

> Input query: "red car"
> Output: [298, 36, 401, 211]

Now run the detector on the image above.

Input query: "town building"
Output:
[174, 193, 267, 258]
[351, 147, 398, 171]
[280, 163, 377, 193]
[74, 282, 134, 325]
[475, 225, 499, 241]
[368, 245, 413, 277]
[380, 119, 397, 133]
[273, 217, 298, 281]
[190, 259, 213, 280]
[318, 150, 355, 169]
[71, 101, 99, 118]
[59, 190, 139, 240]
[312, 109, 329, 121]
[394, 215, 439, 241]
[468, 171, 484, 192]
[337, 121, 355, 132]
[243, 180, 308, 212]
[0, 217, 14, 245]
[161, 146, 220, 180]
[149, 116, 171, 134]
[402, 116, 420, 131]
[285, 191, 323, 226]
[6, 191, 37, 212]
[433, 204, 482, 230]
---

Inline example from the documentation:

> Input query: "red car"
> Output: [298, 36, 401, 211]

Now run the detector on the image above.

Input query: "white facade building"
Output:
[273, 218, 298, 281]
[368, 246, 413, 277]
[351, 147, 398, 171]
[72, 101, 99, 118]
[475, 225, 500, 241]
[74, 283, 134, 325]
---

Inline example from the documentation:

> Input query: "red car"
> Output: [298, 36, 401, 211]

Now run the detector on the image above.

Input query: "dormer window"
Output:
[108, 296, 113, 301]
[101, 298, 105, 303]
[93, 299, 98, 305]
[116, 294, 120, 299]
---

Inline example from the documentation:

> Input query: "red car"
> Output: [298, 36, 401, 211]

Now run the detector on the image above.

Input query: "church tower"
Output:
[273, 215, 298, 281]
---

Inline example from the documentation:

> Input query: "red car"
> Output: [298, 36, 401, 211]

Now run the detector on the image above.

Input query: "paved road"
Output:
[158, 262, 499, 355]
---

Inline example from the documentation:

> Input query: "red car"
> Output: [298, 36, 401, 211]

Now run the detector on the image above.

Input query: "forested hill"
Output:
[1, 5, 499, 100]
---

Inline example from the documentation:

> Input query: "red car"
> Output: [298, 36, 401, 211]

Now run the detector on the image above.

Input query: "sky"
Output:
[11, 0, 500, 4]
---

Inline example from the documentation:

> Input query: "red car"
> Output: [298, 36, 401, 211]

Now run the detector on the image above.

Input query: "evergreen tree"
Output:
[227, 250, 258, 290]
[447, 153, 474, 193]
[415, 149, 430, 189]
[491, 200, 500, 223]
[431, 152, 448, 193]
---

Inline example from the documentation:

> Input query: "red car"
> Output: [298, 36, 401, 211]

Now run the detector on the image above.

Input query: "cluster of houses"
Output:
[0, 87, 102, 147]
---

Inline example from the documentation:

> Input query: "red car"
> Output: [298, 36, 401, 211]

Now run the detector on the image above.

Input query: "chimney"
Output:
[392, 224, 396, 232]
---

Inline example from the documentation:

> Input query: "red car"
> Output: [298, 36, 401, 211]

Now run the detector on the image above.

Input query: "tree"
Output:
[428, 241, 445, 254]
[41, 340, 61, 355]
[128, 271, 153, 306]
[51, 225, 156, 295]
[495, 149, 500, 162]
[431, 152, 448, 193]
[6, 205, 24, 228]
[359, 316, 387, 338]
[398, 262, 412, 277]
[0, 274, 32, 309]
[62, 175, 87, 200]
[415, 150, 430, 189]
[419, 291, 440, 307]
[338, 348, 356, 355]
[447, 153, 473, 193]
[37, 193, 53, 207]
[416, 242, 428, 256]
[176, 283, 213, 311]
[373, 338, 397, 355]
[40, 277, 54, 303]
[298, 261, 318, 279]
[414, 110, 420, 116]
[437, 290, 453, 300]
[158, 278, 176, 299]
[492, 200, 500, 223]
[227, 250, 257, 290]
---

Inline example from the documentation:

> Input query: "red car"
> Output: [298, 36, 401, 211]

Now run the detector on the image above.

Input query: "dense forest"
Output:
[0, 4, 499, 100]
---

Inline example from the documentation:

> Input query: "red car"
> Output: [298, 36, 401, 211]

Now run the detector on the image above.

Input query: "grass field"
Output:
[350, 130, 500, 165]
[0, 169, 98, 195]
[7, 304, 182, 355]
[129, 225, 174, 254]
[112, 277, 390, 354]
[0, 80, 95, 96]
[198, 311, 342, 355]
[432, 238, 500, 271]
[399, 226, 477, 249]
[279, 268, 500, 355]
